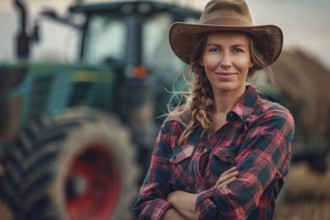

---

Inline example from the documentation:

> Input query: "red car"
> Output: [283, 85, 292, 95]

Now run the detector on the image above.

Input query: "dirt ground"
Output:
[274, 162, 330, 220]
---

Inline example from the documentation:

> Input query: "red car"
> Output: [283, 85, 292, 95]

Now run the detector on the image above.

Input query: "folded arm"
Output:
[167, 167, 239, 219]
[195, 108, 294, 219]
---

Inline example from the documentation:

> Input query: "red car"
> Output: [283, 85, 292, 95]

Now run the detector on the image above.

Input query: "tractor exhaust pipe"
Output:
[13, 0, 30, 60]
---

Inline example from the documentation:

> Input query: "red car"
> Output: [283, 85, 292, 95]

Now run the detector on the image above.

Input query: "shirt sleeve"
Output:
[195, 105, 295, 219]
[133, 120, 181, 220]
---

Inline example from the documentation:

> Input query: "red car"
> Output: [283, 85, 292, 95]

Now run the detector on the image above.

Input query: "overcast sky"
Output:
[1, 0, 330, 68]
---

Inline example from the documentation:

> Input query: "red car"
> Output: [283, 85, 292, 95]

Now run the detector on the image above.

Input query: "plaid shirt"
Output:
[134, 85, 294, 220]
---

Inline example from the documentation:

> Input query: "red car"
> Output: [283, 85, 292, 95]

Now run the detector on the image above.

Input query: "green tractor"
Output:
[0, 1, 200, 219]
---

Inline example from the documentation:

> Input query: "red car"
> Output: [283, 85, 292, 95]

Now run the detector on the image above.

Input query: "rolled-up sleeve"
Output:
[195, 106, 295, 219]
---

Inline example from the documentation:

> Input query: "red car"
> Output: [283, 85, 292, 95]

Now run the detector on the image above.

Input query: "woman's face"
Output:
[200, 31, 253, 95]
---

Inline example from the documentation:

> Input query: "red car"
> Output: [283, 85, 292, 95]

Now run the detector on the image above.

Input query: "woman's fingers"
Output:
[217, 176, 237, 189]
[216, 171, 239, 188]
[216, 172, 238, 187]
[221, 166, 237, 176]
[224, 166, 237, 173]
[215, 167, 239, 188]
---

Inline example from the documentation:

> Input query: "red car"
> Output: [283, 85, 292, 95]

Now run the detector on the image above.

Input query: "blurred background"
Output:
[0, 0, 329, 219]
[1, 0, 330, 67]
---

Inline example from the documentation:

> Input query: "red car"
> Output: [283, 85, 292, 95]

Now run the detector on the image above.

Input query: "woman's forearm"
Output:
[162, 208, 189, 220]
[167, 190, 199, 219]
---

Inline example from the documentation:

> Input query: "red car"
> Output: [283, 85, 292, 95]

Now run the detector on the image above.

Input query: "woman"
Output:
[134, 0, 294, 219]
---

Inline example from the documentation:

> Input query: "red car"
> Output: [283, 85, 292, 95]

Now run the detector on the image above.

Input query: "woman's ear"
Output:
[199, 58, 204, 67]
[249, 61, 254, 68]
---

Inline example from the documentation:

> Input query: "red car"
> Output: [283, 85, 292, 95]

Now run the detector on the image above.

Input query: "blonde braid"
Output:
[178, 46, 215, 144]
[178, 71, 204, 144]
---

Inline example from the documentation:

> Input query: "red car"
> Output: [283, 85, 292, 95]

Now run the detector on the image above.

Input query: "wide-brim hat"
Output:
[169, 0, 283, 69]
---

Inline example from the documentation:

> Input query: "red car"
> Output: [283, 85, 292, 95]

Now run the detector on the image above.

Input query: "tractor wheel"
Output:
[0, 108, 139, 220]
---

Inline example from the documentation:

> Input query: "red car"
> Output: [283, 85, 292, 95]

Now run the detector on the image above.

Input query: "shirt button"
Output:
[203, 148, 207, 153]
[195, 184, 199, 188]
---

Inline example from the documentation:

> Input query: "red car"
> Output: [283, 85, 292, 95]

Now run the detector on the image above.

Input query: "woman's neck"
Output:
[210, 88, 245, 132]
[213, 87, 245, 115]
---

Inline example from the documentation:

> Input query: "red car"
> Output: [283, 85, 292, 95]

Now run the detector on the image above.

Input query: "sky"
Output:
[1, 0, 330, 68]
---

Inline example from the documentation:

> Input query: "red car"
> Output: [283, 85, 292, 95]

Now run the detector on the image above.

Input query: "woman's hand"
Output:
[167, 190, 199, 220]
[215, 166, 239, 189]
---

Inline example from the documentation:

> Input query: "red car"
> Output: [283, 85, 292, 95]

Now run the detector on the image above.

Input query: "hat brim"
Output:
[169, 22, 283, 69]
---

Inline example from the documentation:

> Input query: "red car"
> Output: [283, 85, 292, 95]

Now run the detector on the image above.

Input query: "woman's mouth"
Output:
[215, 72, 237, 79]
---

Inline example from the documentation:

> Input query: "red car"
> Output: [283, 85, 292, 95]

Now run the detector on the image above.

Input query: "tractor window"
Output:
[143, 14, 199, 73]
[83, 15, 126, 65]
[143, 14, 183, 72]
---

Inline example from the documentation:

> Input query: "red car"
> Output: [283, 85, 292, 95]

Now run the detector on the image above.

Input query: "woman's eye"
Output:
[233, 48, 244, 53]
[209, 47, 219, 52]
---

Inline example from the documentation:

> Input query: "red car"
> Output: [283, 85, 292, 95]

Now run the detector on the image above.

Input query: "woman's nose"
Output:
[220, 52, 232, 69]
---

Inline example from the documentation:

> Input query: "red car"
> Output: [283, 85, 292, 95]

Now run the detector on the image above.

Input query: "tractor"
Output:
[0, 0, 200, 219]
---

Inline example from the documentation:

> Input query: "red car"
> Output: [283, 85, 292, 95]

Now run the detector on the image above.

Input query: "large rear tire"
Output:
[0, 108, 139, 220]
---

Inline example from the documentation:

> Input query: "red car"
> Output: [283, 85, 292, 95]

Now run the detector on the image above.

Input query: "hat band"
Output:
[200, 18, 253, 26]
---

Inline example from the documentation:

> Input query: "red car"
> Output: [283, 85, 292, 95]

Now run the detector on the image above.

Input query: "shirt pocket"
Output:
[169, 144, 195, 189]
[210, 146, 238, 177]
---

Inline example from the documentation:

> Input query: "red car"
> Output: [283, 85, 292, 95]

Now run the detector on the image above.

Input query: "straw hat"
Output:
[169, 0, 283, 69]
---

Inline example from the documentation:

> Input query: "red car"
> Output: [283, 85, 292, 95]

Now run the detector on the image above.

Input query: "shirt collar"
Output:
[229, 85, 259, 122]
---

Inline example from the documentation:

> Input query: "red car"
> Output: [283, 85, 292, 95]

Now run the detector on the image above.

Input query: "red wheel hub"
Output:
[65, 143, 122, 220]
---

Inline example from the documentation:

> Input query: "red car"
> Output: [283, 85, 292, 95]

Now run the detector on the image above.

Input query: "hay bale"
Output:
[274, 163, 330, 220]
[270, 48, 330, 139]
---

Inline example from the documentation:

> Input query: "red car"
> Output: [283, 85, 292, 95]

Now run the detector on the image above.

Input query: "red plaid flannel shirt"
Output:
[134, 85, 294, 220]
